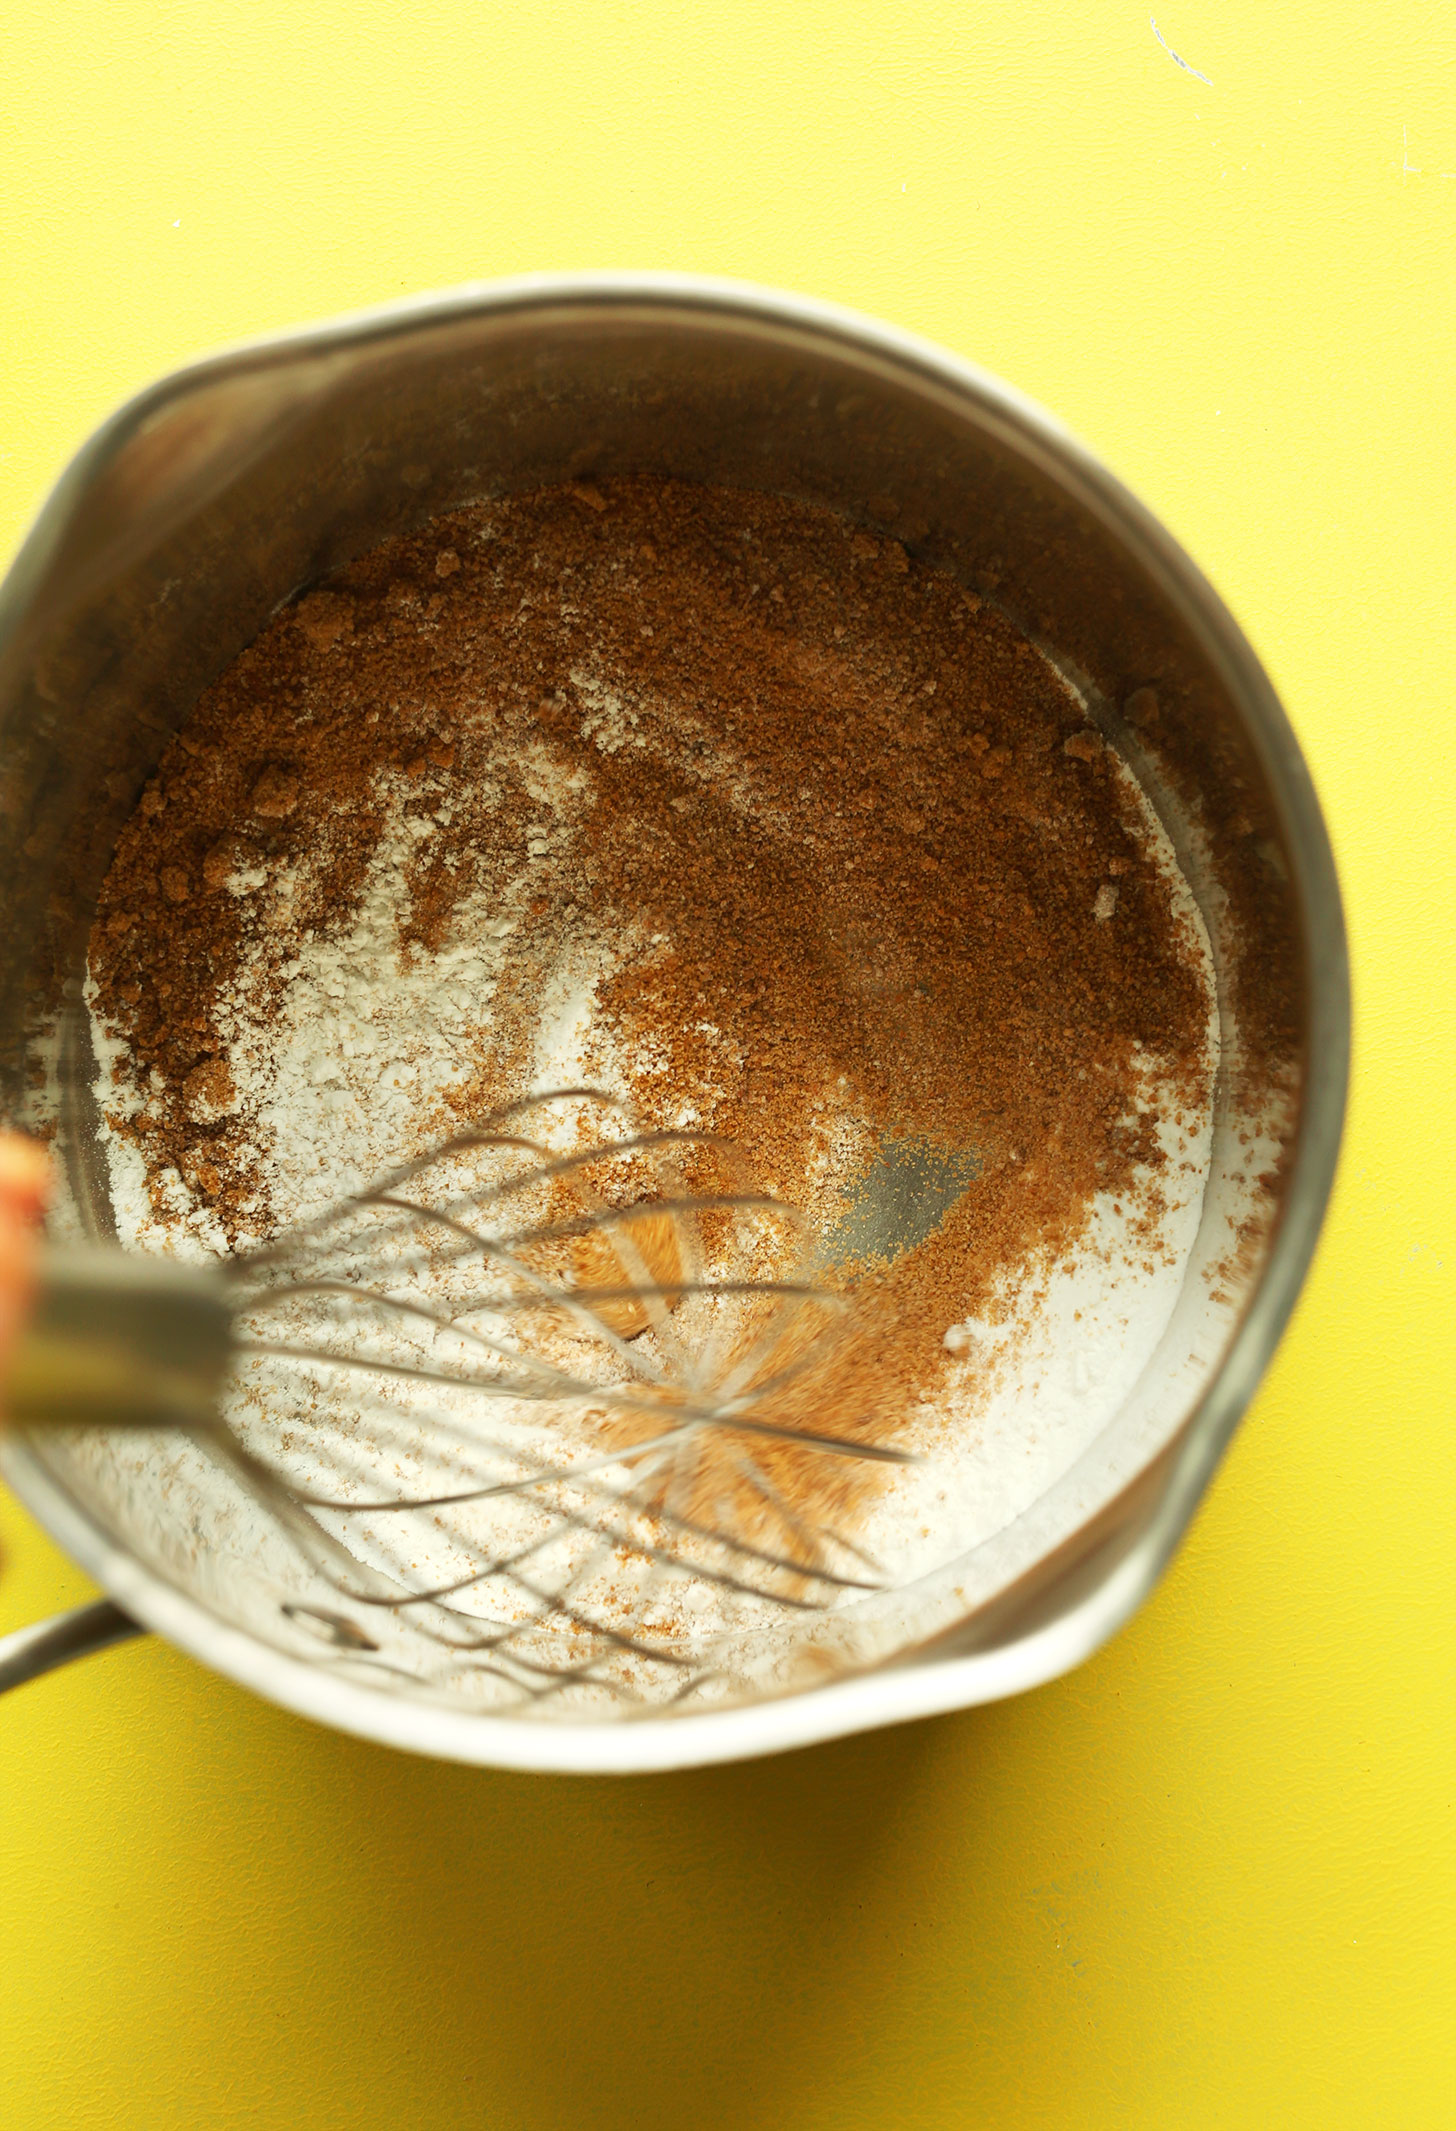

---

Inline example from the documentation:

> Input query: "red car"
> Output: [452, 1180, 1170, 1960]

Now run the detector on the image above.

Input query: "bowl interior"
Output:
[0, 285, 1339, 1740]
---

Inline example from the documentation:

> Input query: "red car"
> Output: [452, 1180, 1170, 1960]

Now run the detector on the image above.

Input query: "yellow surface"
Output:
[2, 3, 1453, 2124]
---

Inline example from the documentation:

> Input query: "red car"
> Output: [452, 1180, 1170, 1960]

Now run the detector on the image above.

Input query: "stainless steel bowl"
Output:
[0, 276, 1347, 1769]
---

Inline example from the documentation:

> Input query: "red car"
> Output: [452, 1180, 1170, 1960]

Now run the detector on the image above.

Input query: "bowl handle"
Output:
[0, 1598, 142, 1694]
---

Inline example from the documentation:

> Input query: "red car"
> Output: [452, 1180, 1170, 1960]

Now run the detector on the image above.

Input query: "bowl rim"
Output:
[0, 271, 1350, 1771]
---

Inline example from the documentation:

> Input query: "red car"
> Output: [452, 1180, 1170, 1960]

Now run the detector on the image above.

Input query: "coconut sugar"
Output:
[82, 477, 1217, 1612]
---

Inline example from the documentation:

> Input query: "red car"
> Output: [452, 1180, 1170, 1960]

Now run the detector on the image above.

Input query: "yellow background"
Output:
[2, 3, 1453, 2123]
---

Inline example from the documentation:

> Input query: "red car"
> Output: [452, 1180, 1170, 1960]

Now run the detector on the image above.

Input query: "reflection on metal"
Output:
[820, 1136, 980, 1270]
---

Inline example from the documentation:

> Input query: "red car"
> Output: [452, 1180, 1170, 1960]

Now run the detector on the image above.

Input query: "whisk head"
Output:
[214, 1089, 912, 1713]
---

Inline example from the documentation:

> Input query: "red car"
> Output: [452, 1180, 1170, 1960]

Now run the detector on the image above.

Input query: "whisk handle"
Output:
[8, 1246, 232, 1434]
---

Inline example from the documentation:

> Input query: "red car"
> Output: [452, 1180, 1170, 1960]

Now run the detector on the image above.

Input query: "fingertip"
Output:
[0, 1130, 52, 1224]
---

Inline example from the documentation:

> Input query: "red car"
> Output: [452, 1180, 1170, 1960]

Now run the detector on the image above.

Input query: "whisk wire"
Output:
[209, 1087, 913, 1710]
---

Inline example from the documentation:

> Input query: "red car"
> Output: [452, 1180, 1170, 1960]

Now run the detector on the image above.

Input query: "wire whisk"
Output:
[93, 1086, 909, 1711]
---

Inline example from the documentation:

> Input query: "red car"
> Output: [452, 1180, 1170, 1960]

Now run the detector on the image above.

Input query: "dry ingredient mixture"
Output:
[83, 478, 1215, 1625]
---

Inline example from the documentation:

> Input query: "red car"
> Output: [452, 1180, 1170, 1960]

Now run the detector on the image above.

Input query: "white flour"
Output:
[86, 753, 611, 1252]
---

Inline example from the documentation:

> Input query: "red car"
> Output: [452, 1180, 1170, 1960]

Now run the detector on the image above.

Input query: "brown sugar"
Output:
[86, 477, 1212, 1550]
[89, 472, 1208, 1245]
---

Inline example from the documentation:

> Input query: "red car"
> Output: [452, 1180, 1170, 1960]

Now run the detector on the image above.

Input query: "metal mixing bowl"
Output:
[0, 276, 1347, 1769]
